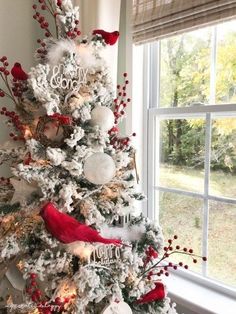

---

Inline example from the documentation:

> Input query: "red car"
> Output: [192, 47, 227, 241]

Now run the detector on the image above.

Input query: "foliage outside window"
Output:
[145, 20, 236, 289]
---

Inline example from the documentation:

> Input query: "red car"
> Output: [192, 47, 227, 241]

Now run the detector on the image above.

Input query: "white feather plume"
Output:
[101, 224, 146, 242]
[47, 39, 77, 67]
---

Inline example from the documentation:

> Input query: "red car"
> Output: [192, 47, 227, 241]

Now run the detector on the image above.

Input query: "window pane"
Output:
[160, 28, 211, 108]
[216, 20, 236, 104]
[158, 118, 205, 193]
[210, 117, 236, 198]
[159, 192, 203, 273]
[208, 201, 236, 287]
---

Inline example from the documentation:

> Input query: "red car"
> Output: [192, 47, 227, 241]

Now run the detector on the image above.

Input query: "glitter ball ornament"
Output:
[90, 106, 115, 131]
[84, 152, 116, 185]
[101, 301, 132, 314]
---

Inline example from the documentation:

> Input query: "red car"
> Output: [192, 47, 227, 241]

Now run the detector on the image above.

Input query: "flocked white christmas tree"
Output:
[0, 1, 206, 313]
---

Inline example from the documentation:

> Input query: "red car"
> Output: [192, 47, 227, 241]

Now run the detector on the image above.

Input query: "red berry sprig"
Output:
[141, 235, 207, 279]
[109, 73, 136, 150]
[36, 39, 48, 61]
[32, 3, 53, 39]
[26, 273, 75, 314]
[0, 57, 19, 105]
[113, 73, 131, 125]
[0, 107, 25, 141]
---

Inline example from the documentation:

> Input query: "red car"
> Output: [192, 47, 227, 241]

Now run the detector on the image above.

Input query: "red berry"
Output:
[41, 4, 46, 10]
[193, 259, 197, 263]
[35, 289, 41, 297]
[77, 31, 81, 36]
[2, 56, 7, 61]
[123, 93, 126, 97]
[9, 133, 14, 137]
[183, 248, 187, 252]
[33, 4, 37, 9]
[117, 85, 120, 89]
[45, 32, 50, 37]
[165, 272, 169, 276]
[4, 62, 9, 66]
[30, 273, 37, 279]
[55, 297, 61, 305]
[0, 67, 4, 72]
[127, 98, 131, 102]
[189, 249, 193, 253]
[202, 256, 207, 261]
[37, 39, 41, 43]
[39, 0, 44, 3]
[176, 245, 180, 249]
[174, 235, 178, 239]
[31, 294, 38, 302]
[2, 107, 6, 111]
[184, 265, 189, 269]
[179, 262, 183, 266]
[31, 280, 37, 286]
[125, 80, 129, 84]
[173, 265, 177, 270]
[75, 20, 79, 24]
[123, 72, 128, 77]
[4, 70, 9, 76]
[0, 91, 5, 97]
[57, 0, 62, 6]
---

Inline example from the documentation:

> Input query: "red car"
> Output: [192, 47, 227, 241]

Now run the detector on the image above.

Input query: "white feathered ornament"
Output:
[47, 39, 78, 67]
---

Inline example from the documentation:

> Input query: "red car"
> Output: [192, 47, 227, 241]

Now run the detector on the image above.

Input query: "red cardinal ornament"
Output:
[92, 30, 119, 45]
[40, 202, 122, 245]
[136, 282, 165, 304]
[11, 62, 28, 81]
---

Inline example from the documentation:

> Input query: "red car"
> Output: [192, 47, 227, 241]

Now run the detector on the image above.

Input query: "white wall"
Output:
[77, 0, 121, 90]
[0, 0, 49, 176]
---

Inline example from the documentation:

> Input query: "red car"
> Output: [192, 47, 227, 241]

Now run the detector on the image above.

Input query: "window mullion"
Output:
[210, 26, 217, 104]
[203, 112, 212, 277]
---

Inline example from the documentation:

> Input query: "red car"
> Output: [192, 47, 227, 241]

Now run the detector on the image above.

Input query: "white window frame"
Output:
[144, 25, 236, 298]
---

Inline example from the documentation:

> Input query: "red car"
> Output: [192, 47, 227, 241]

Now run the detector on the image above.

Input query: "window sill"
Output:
[163, 272, 236, 314]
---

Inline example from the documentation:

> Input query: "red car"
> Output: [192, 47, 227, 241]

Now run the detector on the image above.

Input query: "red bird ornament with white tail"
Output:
[92, 29, 120, 45]
[40, 202, 122, 245]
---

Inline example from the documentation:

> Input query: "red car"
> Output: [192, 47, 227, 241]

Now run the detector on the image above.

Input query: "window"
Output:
[143, 20, 236, 291]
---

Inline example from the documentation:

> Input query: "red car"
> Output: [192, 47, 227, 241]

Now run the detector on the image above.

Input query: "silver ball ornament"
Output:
[84, 152, 116, 185]
[90, 106, 115, 131]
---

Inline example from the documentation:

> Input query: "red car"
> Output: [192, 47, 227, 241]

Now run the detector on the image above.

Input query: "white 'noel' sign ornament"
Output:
[101, 301, 132, 314]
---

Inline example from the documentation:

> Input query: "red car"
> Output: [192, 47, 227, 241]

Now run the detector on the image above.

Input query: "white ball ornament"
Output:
[84, 152, 116, 185]
[101, 301, 133, 314]
[90, 106, 115, 131]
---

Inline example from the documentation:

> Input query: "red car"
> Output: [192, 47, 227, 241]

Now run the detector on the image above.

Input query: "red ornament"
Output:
[92, 30, 119, 45]
[40, 202, 122, 245]
[136, 282, 165, 304]
[11, 63, 28, 81]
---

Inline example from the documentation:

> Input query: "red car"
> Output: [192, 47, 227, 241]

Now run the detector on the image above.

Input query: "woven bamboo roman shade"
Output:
[133, 0, 236, 44]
